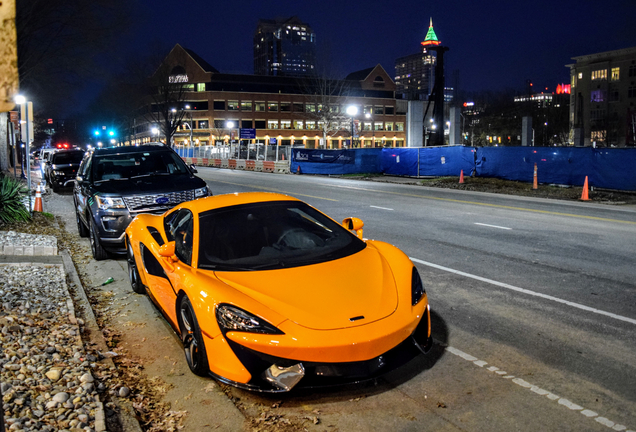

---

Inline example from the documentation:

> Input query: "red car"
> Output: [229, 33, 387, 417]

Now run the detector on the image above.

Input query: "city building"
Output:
[131, 44, 412, 149]
[394, 18, 441, 101]
[568, 46, 636, 147]
[254, 16, 316, 77]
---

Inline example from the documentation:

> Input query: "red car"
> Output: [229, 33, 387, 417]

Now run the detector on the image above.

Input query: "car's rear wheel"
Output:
[126, 238, 144, 294]
[89, 217, 109, 261]
[178, 296, 209, 376]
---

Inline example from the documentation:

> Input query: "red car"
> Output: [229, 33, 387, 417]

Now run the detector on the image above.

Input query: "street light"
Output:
[346, 105, 358, 148]
[184, 105, 194, 145]
[365, 112, 375, 147]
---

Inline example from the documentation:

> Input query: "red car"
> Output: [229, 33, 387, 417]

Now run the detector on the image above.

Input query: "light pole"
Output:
[346, 105, 358, 148]
[184, 105, 194, 146]
[15, 95, 33, 210]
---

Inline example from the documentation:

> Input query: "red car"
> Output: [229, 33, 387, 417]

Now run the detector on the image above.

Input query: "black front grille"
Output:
[124, 190, 196, 212]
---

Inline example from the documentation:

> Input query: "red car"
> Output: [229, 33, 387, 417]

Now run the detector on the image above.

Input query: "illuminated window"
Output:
[267, 102, 278, 112]
[228, 101, 239, 111]
[591, 69, 607, 80]
[240, 101, 252, 111]
[281, 120, 291, 129]
[363, 122, 372, 131]
[374, 122, 383, 131]
[385, 122, 394, 131]
[255, 102, 265, 112]
[396, 122, 404, 131]
[305, 121, 316, 130]
[293, 120, 303, 129]
[578, 72, 583, 79]
[305, 104, 316, 113]
[591, 90, 605, 102]
[571, 75, 576, 88]
[611, 67, 620, 81]
[196, 83, 206, 92]
[267, 120, 279, 129]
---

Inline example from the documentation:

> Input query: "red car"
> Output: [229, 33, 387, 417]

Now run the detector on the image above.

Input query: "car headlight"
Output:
[411, 267, 426, 306]
[53, 170, 65, 176]
[216, 304, 283, 334]
[194, 186, 210, 198]
[95, 196, 126, 210]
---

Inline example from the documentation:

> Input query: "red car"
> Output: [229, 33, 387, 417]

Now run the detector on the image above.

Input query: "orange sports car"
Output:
[125, 192, 432, 392]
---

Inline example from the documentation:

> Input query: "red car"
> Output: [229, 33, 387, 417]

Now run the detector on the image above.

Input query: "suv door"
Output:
[74, 153, 93, 237]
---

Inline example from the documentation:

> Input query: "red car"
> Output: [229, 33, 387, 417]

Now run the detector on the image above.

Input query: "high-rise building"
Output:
[395, 18, 441, 100]
[254, 16, 316, 77]
[568, 46, 636, 147]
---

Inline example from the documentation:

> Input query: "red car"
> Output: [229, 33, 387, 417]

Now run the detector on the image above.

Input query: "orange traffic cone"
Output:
[296, 165, 301, 175]
[459, 170, 464, 184]
[33, 183, 43, 212]
[580, 176, 590, 201]
[533, 163, 538, 190]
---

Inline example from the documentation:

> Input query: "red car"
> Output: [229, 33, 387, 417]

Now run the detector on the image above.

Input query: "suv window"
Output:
[92, 150, 189, 181]
[51, 151, 84, 165]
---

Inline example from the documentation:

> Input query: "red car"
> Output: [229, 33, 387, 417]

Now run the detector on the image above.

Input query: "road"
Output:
[48, 168, 636, 431]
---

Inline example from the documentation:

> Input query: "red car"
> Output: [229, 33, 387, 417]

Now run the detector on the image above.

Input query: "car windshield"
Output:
[51, 151, 84, 165]
[197, 201, 366, 271]
[92, 150, 188, 181]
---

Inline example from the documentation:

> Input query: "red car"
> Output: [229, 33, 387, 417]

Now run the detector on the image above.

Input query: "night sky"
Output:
[127, 0, 636, 96]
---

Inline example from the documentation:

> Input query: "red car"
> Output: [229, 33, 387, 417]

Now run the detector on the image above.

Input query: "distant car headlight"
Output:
[53, 170, 65, 176]
[216, 304, 283, 334]
[411, 267, 426, 306]
[194, 186, 210, 198]
[95, 196, 126, 211]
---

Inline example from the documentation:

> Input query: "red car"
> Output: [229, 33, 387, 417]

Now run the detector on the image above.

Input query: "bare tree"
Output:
[300, 75, 353, 148]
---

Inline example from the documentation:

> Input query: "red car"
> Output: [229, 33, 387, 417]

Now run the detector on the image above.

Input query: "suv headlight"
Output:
[96, 196, 126, 210]
[53, 170, 65, 176]
[195, 186, 210, 198]
[216, 304, 283, 334]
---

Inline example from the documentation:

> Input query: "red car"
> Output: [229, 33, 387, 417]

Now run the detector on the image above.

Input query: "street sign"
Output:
[240, 128, 256, 139]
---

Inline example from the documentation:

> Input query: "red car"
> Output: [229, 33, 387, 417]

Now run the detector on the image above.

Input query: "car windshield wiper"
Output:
[130, 172, 173, 179]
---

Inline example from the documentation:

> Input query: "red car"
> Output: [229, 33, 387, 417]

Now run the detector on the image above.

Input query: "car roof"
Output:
[175, 192, 301, 214]
[91, 144, 170, 156]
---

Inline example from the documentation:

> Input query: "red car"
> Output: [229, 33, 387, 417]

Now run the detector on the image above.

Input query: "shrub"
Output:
[0, 174, 31, 223]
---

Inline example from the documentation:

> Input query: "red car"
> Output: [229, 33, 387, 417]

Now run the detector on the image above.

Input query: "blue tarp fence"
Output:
[292, 146, 636, 191]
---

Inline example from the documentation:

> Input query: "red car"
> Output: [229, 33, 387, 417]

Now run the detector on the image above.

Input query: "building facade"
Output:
[568, 46, 636, 147]
[132, 45, 410, 149]
[254, 17, 316, 77]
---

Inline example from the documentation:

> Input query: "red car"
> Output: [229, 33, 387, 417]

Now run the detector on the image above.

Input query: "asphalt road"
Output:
[48, 168, 636, 431]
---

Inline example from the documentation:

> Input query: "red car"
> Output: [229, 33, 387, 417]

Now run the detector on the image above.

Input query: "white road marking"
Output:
[410, 258, 636, 326]
[443, 344, 633, 431]
[370, 205, 394, 211]
[474, 222, 512, 230]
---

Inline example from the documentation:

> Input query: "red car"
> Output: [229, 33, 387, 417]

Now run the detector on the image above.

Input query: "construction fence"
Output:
[176, 144, 636, 191]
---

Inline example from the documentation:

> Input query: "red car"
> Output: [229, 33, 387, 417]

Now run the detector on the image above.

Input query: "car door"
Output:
[147, 208, 195, 327]
[74, 154, 92, 226]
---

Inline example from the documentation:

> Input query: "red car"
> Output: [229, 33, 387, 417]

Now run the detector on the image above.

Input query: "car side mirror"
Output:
[190, 164, 198, 174]
[342, 217, 364, 239]
[158, 241, 178, 260]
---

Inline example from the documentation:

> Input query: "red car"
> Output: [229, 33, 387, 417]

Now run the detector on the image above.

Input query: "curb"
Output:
[60, 251, 144, 432]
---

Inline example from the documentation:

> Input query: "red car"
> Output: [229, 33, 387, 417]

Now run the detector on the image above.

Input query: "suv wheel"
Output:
[75, 200, 89, 237]
[89, 217, 109, 260]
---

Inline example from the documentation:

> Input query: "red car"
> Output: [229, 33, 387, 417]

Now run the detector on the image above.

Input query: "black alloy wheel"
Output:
[126, 238, 144, 294]
[89, 217, 109, 261]
[178, 296, 209, 377]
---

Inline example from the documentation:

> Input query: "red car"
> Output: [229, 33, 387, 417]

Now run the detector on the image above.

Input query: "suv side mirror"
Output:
[190, 164, 198, 174]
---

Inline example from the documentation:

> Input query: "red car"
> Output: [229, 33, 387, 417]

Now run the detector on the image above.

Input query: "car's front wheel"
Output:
[126, 238, 144, 294]
[89, 217, 109, 261]
[178, 296, 209, 376]
[75, 205, 89, 238]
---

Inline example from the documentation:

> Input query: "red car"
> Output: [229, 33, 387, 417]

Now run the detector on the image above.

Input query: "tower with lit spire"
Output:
[395, 18, 443, 100]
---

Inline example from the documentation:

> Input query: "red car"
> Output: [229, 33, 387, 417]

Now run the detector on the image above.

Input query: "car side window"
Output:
[167, 209, 194, 266]
[78, 154, 92, 180]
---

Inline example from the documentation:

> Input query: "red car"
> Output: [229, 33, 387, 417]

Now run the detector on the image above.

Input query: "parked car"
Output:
[39, 148, 58, 179]
[45, 149, 85, 192]
[72, 144, 211, 260]
[125, 192, 433, 392]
